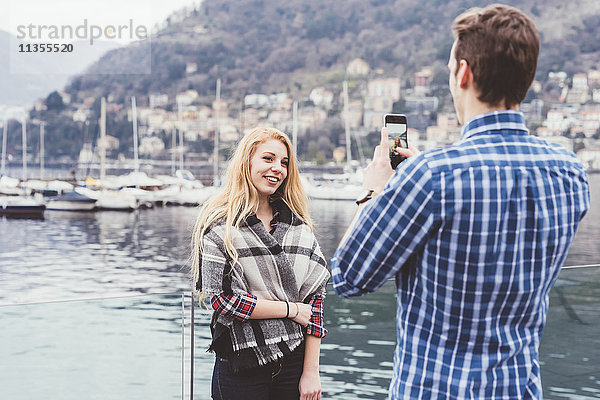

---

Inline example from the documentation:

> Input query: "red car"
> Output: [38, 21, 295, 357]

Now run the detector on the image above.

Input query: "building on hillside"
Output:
[414, 67, 434, 96]
[96, 135, 119, 152]
[573, 74, 589, 91]
[346, 100, 363, 129]
[545, 110, 571, 131]
[548, 71, 568, 87]
[219, 123, 241, 143]
[242, 108, 265, 129]
[212, 99, 228, 117]
[309, 87, 334, 109]
[139, 136, 165, 156]
[34, 100, 47, 111]
[588, 69, 600, 86]
[176, 90, 199, 106]
[566, 74, 589, 104]
[59, 92, 71, 105]
[363, 96, 394, 130]
[367, 78, 401, 101]
[426, 114, 460, 145]
[72, 109, 88, 122]
[536, 126, 562, 138]
[405, 96, 439, 113]
[269, 93, 290, 109]
[298, 107, 327, 133]
[149, 93, 169, 109]
[186, 63, 198, 74]
[346, 58, 370, 76]
[521, 99, 544, 123]
[268, 109, 292, 126]
[580, 109, 600, 137]
[245, 94, 270, 108]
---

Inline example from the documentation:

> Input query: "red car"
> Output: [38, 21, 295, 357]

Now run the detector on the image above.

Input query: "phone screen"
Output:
[387, 122, 408, 150]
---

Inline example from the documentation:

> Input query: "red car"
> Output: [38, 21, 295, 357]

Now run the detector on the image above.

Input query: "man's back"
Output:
[393, 111, 589, 398]
[332, 111, 590, 399]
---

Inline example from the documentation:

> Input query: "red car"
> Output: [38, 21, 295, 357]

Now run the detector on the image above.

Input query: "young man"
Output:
[331, 4, 590, 399]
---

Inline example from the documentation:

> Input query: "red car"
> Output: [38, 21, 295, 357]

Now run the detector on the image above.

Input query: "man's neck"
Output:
[463, 99, 519, 125]
[461, 96, 519, 125]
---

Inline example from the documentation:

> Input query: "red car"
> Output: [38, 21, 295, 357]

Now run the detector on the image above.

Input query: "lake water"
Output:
[0, 174, 599, 399]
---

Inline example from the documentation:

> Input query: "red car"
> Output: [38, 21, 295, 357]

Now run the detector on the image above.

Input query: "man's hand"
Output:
[396, 143, 421, 160]
[362, 127, 395, 193]
[363, 127, 422, 193]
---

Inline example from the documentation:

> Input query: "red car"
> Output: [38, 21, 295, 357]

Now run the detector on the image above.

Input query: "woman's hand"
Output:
[299, 369, 321, 400]
[290, 302, 312, 327]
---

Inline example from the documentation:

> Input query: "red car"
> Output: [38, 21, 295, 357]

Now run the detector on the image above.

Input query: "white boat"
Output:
[303, 174, 364, 201]
[98, 171, 164, 191]
[118, 187, 156, 208]
[94, 190, 138, 211]
[75, 186, 138, 211]
[46, 188, 97, 211]
[0, 195, 45, 216]
[306, 183, 364, 201]
[21, 179, 74, 196]
[0, 175, 25, 196]
[153, 185, 216, 206]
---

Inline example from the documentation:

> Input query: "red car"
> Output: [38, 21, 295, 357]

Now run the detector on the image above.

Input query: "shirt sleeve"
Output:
[210, 293, 257, 322]
[305, 295, 327, 338]
[331, 155, 436, 298]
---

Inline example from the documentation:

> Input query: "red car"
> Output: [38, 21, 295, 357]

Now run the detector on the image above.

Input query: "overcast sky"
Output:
[2, 0, 201, 43]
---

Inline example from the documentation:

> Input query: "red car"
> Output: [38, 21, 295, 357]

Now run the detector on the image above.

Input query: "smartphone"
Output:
[384, 114, 408, 169]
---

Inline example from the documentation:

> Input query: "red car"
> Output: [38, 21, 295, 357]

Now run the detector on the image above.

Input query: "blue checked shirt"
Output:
[331, 111, 590, 399]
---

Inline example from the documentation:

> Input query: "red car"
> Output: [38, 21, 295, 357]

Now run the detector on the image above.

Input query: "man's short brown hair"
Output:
[452, 4, 540, 108]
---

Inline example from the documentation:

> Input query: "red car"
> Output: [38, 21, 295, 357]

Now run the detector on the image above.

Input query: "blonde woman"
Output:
[192, 127, 330, 400]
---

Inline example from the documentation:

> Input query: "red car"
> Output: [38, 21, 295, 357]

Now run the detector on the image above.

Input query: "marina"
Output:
[0, 174, 598, 399]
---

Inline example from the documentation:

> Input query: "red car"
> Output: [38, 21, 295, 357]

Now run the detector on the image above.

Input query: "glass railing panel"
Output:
[190, 298, 213, 397]
[0, 293, 186, 400]
[540, 265, 600, 399]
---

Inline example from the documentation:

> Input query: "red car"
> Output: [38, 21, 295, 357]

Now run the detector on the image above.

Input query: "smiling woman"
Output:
[191, 127, 329, 400]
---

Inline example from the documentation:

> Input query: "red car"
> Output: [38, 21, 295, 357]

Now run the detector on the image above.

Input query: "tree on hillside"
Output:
[45, 91, 65, 111]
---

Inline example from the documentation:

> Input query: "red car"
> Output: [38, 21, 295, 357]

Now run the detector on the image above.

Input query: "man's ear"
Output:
[457, 59, 471, 89]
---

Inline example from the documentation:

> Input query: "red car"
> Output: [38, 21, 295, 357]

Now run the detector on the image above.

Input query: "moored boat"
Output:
[45, 188, 97, 211]
[0, 196, 46, 216]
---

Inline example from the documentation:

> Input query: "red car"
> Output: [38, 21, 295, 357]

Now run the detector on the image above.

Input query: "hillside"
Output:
[2, 0, 599, 163]
[65, 0, 600, 104]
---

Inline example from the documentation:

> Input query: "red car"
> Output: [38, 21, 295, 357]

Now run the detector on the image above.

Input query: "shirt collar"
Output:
[460, 110, 528, 141]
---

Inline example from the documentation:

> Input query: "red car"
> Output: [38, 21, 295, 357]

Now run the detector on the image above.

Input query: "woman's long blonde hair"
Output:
[191, 127, 312, 290]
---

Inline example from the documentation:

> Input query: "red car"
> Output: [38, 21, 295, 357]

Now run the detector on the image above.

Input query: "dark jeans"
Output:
[211, 345, 305, 400]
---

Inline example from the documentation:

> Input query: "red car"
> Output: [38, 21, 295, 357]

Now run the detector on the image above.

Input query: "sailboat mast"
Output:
[100, 97, 106, 180]
[171, 128, 176, 176]
[1, 118, 7, 175]
[131, 96, 139, 174]
[343, 80, 352, 168]
[178, 99, 184, 172]
[213, 78, 221, 186]
[21, 118, 27, 181]
[40, 122, 45, 180]
[292, 100, 298, 157]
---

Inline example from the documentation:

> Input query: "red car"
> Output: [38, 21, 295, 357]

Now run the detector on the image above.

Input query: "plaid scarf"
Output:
[198, 200, 330, 369]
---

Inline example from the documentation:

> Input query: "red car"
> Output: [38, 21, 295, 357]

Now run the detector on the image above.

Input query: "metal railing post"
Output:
[190, 292, 195, 400]
[181, 293, 185, 400]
